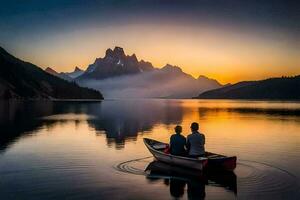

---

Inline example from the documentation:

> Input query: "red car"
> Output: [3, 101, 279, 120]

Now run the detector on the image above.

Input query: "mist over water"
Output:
[78, 70, 220, 98]
[0, 99, 299, 199]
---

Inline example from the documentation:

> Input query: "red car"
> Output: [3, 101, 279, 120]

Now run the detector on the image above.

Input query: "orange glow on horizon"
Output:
[12, 23, 300, 84]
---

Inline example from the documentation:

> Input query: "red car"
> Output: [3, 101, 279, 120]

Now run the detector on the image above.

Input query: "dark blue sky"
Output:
[1, 0, 299, 40]
[0, 0, 299, 83]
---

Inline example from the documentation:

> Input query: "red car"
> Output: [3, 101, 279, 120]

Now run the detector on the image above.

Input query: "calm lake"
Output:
[0, 99, 299, 200]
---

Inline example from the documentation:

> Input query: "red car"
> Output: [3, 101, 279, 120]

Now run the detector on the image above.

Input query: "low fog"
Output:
[77, 70, 221, 99]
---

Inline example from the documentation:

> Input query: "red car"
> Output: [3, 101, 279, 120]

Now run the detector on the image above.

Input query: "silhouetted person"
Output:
[169, 125, 186, 156]
[187, 122, 205, 158]
[169, 178, 186, 199]
[187, 180, 206, 200]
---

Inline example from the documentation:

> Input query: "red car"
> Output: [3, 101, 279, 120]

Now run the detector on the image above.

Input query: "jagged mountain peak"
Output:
[74, 66, 83, 72]
[162, 64, 182, 73]
[113, 46, 125, 54]
[75, 46, 223, 98]
[130, 53, 138, 60]
[45, 67, 59, 76]
[139, 59, 152, 65]
[105, 48, 113, 56]
[104, 46, 126, 61]
[127, 53, 138, 63]
[79, 47, 155, 80]
[197, 75, 221, 87]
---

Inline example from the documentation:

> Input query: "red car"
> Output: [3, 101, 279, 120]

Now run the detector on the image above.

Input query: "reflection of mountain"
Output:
[0, 101, 103, 153]
[76, 47, 222, 98]
[0, 101, 55, 152]
[0, 100, 184, 152]
[86, 100, 184, 149]
[1, 100, 299, 152]
[0, 46, 103, 99]
[197, 76, 300, 100]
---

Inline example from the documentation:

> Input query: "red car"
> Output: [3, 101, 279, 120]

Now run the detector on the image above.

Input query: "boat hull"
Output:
[144, 138, 237, 171]
[206, 154, 237, 171]
[144, 138, 208, 171]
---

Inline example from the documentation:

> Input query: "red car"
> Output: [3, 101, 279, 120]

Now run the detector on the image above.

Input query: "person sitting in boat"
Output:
[187, 122, 205, 158]
[169, 125, 187, 156]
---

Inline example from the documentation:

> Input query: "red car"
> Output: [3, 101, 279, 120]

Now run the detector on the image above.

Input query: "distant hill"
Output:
[64, 67, 84, 79]
[196, 76, 300, 100]
[45, 67, 59, 76]
[45, 66, 83, 81]
[0, 46, 103, 100]
[76, 47, 222, 98]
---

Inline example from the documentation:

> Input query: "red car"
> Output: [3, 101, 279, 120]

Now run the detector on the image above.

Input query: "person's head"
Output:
[190, 122, 199, 132]
[174, 125, 182, 134]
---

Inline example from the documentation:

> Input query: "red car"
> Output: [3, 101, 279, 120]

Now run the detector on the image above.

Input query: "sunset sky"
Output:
[0, 0, 299, 84]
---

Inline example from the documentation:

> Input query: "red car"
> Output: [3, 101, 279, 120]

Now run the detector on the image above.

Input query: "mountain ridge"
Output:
[0, 46, 103, 100]
[44, 46, 224, 98]
[74, 46, 222, 98]
[196, 76, 300, 100]
[78, 46, 155, 80]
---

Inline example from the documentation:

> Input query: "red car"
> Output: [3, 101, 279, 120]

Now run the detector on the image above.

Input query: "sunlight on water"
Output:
[0, 99, 299, 199]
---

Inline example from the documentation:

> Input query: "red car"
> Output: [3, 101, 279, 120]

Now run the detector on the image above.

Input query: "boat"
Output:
[143, 138, 237, 171]
[143, 138, 208, 170]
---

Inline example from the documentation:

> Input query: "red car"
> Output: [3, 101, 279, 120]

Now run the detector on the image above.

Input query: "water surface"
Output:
[0, 99, 299, 199]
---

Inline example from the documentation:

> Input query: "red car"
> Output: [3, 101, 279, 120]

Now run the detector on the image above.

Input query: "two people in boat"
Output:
[169, 122, 205, 157]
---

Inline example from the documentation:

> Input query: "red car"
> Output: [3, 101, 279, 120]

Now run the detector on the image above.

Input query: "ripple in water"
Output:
[115, 157, 300, 199]
[115, 156, 152, 175]
[236, 160, 299, 199]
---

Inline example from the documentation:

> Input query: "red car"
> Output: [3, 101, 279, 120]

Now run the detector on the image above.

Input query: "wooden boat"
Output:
[205, 152, 237, 171]
[143, 138, 208, 170]
[143, 138, 237, 171]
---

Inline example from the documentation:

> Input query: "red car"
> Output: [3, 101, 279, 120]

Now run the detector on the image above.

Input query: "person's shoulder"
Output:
[170, 134, 177, 139]
[187, 133, 193, 139]
[180, 134, 186, 139]
[198, 132, 205, 138]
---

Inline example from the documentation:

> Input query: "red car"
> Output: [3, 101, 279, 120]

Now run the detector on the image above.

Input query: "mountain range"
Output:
[196, 76, 300, 100]
[51, 46, 222, 98]
[2, 44, 298, 100]
[0, 46, 103, 100]
[45, 66, 84, 81]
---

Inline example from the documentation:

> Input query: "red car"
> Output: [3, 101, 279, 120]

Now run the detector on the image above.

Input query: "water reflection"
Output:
[0, 101, 53, 152]
[197, 107, 300, 119]
[0, 100, 100, 152]
[168, 178, 206, 200]
[1, 99, 300, 152]
[146, 161, 237, 199]
[0, 99, 300, 199]
[87, 100, 183, 148]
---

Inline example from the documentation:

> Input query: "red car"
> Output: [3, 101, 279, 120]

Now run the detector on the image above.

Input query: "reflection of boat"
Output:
[144, 138, 237, 171]
[145, 160, 237, 195]
[144, 138, 208, 170]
